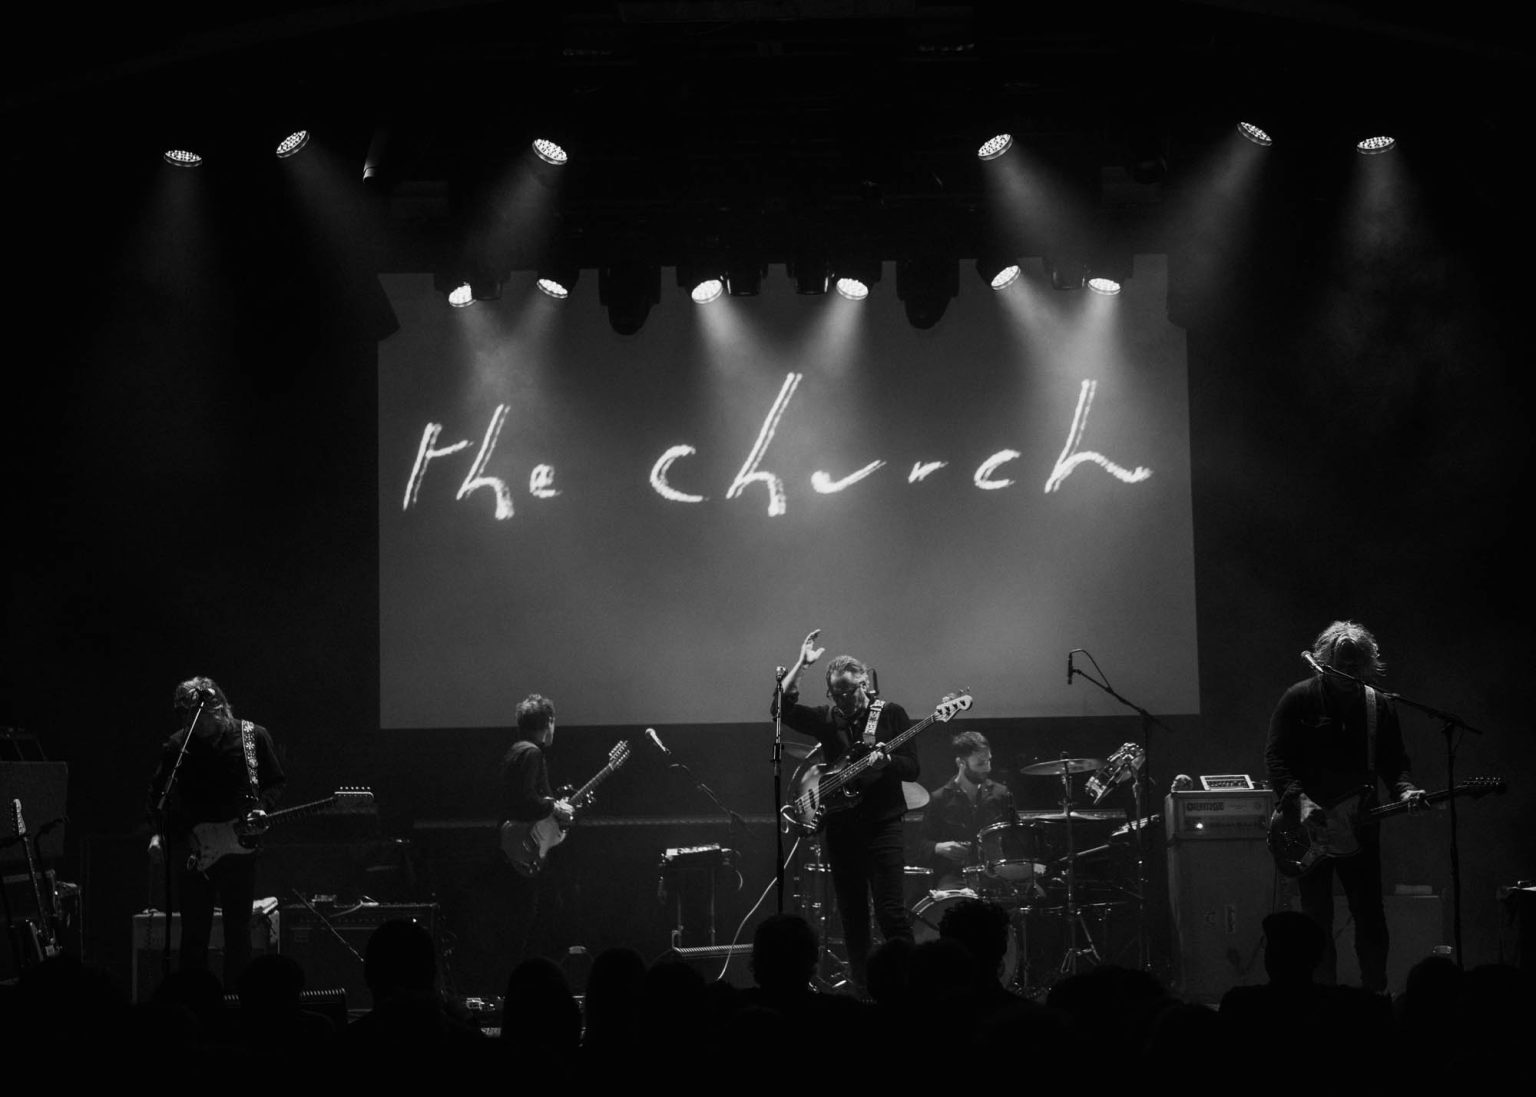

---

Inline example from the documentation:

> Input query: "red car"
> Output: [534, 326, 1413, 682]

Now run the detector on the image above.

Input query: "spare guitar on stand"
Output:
[6, 799, 61, 968]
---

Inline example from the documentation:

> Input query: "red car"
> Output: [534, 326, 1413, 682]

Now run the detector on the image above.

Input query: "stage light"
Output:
[448, 282, 474, 308]
[677, 257, 725, 304]
[533, 138, 568, 166]
[1087, 277, 1121, 295]
[832, 255, 881, 301]
[1356, 135, 1395, 155]
[275, 130, 310, 158]
[977, 134, 1014, 160]
[163, 148, 203, 167]
[975, 254, 1021, 290]
[897, 256, 959, 329]
[1237, 122, 1273, 147]
[536, 249, 580, 300]
[1044, 257, 1088, 291]
[599, 261, 661, 334]
[724, 259, 767, 297]
[788, 253, 832, 295]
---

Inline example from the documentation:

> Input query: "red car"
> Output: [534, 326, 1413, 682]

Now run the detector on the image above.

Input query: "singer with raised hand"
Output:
[771, 629, 919, 994]
[1265, 621, 1426, 993]
[146, 676, 285, 988]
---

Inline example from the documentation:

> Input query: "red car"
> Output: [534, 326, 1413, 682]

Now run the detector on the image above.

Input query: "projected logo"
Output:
[402, 373, 1151, 520]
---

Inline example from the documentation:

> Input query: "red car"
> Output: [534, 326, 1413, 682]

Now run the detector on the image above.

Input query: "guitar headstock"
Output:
[332, 787, 376, 812]
[934, 692, 974, 722]
[1461, 777, 1507, 799]
[609, 741, 632, 770]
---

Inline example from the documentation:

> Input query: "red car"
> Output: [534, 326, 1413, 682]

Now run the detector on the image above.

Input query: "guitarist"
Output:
[772, 629, 920, 992]
[146, 676, 285, 987]
[1265, 621, 1426, 993]
[498, 693, 572, 976]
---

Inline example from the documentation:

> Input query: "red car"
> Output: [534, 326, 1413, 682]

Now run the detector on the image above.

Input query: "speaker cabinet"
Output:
[1166, 832, 1280, 1003]
[279, 902, 438, 1007]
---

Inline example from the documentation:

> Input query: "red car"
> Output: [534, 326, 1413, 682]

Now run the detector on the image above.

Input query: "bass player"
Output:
[146, 676, 285, 987]
[772, 629, 919, 992]
[1265, 620, 1426, 993]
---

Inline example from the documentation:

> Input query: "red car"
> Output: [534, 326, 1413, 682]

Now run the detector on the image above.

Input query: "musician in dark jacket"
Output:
[1265, 621, 1425, 993]
[773, 629, 920, 991]
[920, 731, 1015, 890]
[147, 676, 284, 987]
[497, 694, 572, 983]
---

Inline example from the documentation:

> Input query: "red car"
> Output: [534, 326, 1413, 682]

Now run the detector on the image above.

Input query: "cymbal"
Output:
[903, 782, 930, 810]
[782, 740, 820, 761]
[1018, 757, 1102, 776]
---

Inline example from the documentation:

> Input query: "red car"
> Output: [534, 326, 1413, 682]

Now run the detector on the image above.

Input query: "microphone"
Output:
[645, 728, 672, 758]
[775, 666, 788, 682]
[1300, 651, 1326, 676]
[1171, 774, 1194, 792]
[1067, 650, 1075, 685]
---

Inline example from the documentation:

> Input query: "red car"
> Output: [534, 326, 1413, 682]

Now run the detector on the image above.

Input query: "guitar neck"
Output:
[571, 763, 619, 807]
[265, 796, 341, 824]
[1368, 784, 1481, 820]
[826, 711, 940, 790]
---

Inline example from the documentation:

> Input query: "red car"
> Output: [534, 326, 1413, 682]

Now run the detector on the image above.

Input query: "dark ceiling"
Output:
[6, 2, 1526, 275]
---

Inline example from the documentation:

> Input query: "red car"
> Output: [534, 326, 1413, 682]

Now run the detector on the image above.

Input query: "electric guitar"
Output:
[501, 740, 632, 877]
[780, 692, 973, 836]
[9, 798, 61, 964]
[1266, 776, 1506, 878]
[186, 787, 375, 873]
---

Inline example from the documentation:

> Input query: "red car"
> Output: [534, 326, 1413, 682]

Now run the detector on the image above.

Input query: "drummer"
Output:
[919, 731, 1016, 890]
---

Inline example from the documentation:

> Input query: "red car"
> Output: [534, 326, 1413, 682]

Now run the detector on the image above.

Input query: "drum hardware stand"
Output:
[772, 665, 788, 914]
[1066, 650, 1174, 974]
[1052, 755, 1103, 981]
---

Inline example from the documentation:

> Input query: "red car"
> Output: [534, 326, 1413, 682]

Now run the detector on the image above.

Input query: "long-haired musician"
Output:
[1265, 621, 1426, 992]
[147, 676, 285, 988]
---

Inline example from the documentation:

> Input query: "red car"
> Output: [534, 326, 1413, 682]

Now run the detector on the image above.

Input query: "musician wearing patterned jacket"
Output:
[773, 629, 919, 992]
[1265, 621, 1425, 993]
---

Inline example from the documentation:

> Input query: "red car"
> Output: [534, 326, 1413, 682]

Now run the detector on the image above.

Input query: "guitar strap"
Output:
[861, 700, 886, 746]
[1363, 686, 1378, 777]
[240, 719, 261, 806]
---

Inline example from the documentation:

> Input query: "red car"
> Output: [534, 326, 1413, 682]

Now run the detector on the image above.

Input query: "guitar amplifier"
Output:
[131, 907, 280, 1002]
[1165, 789, 1274, 839]
[1165, 789, 1277, 1003]
[280, 902, 439, 1006]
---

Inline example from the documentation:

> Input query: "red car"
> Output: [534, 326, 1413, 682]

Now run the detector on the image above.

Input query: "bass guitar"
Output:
[1266, 776, 1505, 878]
[8, 798, 61, 965]
[501, 740, 631, 877]
[187, 787, 375, 873]
[780, 692, 973, 836]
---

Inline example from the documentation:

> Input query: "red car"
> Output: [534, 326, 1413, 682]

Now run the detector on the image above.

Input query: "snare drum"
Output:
[910, 889, 1018, 984]
[977, 820, 1053, 881]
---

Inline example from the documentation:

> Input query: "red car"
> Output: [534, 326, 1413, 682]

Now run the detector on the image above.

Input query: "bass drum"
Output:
[909, 890, 1017, 984]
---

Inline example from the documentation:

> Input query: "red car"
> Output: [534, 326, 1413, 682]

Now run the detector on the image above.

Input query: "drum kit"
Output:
[792, 747, 1152, 996]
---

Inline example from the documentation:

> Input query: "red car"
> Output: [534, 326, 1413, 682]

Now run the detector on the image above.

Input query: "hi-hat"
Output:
[1018, 757, 1102, 776]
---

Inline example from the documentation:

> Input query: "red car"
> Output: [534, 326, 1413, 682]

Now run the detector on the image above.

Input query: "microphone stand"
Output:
[661, 753, 748, 947]
[1306, 661, 1486, 968]
[772, 666, 788, 914]
[153, 701, 206, 980]
[1068, 652, 1176, 973]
